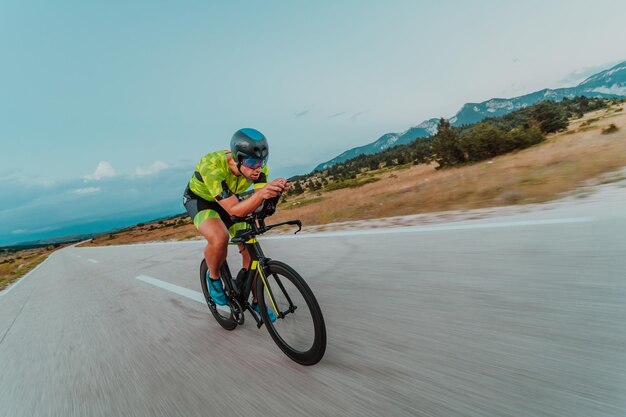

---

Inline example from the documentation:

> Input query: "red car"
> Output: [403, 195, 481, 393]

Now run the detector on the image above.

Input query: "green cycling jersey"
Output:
[188, 150, 269, 202]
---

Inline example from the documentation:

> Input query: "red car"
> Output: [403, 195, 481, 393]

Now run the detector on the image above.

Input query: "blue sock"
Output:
[206, 271, 220, 281]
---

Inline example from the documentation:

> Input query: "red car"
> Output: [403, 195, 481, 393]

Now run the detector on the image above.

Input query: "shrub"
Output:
[532, 101, 568, 133]
[359, 177, 381, 186]
[457, 123, 545, 163]
[459, 123, 506, 162]
[324, 177, 380, 191]
[325, 179, 359, 191]
[581, 117, 599, 127]
[506, 126, 544, 150]
[602, 124, 619, 134]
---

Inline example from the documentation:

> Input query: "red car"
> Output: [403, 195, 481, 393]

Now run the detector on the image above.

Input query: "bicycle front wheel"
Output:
[257, 260, 326, 365]
[200, 259, 238, 331]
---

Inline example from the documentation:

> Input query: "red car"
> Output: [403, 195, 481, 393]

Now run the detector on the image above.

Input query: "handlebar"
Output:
[229, 193, 281, 224]
[228, 192, 302, 243]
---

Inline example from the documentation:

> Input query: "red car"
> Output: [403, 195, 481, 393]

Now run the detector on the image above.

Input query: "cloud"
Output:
[0, 169, 24, 183]
[557, 60, 623, 87]
[0, 162, 194, 245]
[134, 161, 170, 178]
[295, 109, 311, 118]
[328, 112, 346, 119]
[11, 226, 60, 235]
[0, 169, 57, 187]
[351, 111, 365, 120]
[591, 85, 626, 95]
[70, 187, 101, 195]
[84, 161, 116, 181]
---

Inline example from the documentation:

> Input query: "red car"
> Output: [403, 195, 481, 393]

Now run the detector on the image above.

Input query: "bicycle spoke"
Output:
[272, 272, 295, 310]
[263, 269, 315, 353]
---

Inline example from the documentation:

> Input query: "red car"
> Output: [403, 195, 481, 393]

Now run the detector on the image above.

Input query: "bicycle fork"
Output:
[244, 241, 298, 327]
[252, 260, 298, 323]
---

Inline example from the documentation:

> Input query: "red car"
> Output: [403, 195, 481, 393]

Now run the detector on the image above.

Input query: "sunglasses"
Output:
[240, 155, 267, 169]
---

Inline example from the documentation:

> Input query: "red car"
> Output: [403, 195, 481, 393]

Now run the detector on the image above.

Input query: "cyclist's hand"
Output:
[259, 183, 282, 199]
[269, 178, 289, 192]
[283, 181, 292, 192]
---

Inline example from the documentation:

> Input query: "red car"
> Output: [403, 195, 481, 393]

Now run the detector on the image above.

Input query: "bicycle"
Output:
[199, 194, 327, 366]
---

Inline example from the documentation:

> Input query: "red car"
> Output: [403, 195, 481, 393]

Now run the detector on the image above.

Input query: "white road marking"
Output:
[135, 275, 232, 313]
[136, 275, 204, 303]
[87, 259, 99, 264]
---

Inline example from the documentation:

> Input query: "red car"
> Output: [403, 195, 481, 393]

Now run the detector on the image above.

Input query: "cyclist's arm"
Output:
[205, 165, 285, 217]
[217, 193, 265, 218]
[252, 167, 291, 195]
[217, 182, 283, 218]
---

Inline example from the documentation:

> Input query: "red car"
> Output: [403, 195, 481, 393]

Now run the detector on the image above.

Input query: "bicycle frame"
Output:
[211, 192, 302, 326]
[221, 231, 298, 328]
[199, 194, 326, 365]
[201, 232, 327, 364]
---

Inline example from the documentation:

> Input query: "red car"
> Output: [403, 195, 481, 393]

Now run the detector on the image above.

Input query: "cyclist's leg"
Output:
[184, 189, 231, 278]
[227, 222, 254, 297]
[225, 221, 250, 269]
[237, 242, 260, 303]
[239, 244, 251, 269]
[197, 218, 229, 279]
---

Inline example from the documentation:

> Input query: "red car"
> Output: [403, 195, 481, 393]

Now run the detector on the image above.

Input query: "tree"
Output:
[506, 126, 544, 150]
[458, 123, 507, 161]
[532, 101, 568, 133]
[431, 118, 465, 168]
[291, 181, 304, 195]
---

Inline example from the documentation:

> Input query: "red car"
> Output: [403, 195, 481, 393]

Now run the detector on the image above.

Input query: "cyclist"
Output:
[183, 128, 290, 321]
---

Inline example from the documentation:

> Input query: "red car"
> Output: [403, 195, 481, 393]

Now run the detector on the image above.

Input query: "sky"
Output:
[1, 0, 626, 245]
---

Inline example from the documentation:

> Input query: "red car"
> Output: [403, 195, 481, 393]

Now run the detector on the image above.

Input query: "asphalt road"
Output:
[1, 182, 625, 417]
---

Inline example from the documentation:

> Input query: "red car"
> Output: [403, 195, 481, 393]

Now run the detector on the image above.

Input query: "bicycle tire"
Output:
[199, 259, 237, 331]
[257, 260, 326, 365]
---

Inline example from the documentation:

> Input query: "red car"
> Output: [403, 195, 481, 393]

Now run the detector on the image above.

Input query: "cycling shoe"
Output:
[251, 303, 277, 322]
[207, 274, 227, 306]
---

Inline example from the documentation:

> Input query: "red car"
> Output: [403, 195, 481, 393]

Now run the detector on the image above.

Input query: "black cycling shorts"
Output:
[183, 186, 246, 235]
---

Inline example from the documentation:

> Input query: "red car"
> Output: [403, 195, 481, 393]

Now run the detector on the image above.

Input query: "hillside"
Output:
[274, 102, 626, 226]
[315, 61, 626, 171]
[80, 100, 626, 244]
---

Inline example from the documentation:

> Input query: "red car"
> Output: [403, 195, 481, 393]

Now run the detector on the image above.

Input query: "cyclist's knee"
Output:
[198, 219, 229, 246]
[206, 230, 228, 247]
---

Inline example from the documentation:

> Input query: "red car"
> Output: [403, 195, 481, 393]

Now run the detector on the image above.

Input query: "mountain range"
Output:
[314, 60, 626, 172]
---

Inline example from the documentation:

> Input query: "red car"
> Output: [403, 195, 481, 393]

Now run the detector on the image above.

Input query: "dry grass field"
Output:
[79, 215, 196, 247]
[0, 246, 62, 291]
[270, 102, 626, 225]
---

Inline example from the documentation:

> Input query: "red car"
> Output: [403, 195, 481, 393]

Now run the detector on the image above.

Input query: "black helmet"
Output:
[230, 128, 269, 168]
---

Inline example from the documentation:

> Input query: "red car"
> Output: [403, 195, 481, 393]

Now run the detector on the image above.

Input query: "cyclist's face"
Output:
[240, 164, 261, 180]
[240, 155, 266, 170]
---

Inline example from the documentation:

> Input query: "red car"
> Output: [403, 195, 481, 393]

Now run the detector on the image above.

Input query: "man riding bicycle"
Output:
[183, 128, 291, 321]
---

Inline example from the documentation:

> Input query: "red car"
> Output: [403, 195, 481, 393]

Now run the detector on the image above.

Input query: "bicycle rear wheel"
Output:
[257, 260, 326, 365]
[199, 259, 238, 331]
